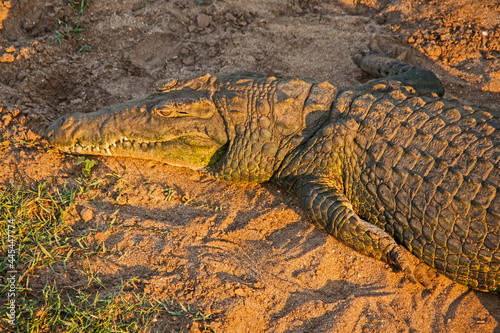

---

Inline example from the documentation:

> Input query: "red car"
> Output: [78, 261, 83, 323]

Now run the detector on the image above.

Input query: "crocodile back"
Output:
[338, 81, 500, 292]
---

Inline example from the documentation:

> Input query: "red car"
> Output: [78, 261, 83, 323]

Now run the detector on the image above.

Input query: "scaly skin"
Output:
[46, 53, 500, 292]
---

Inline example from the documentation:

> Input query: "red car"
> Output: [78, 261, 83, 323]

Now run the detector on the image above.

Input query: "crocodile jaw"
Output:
[46, 91, 229, 169]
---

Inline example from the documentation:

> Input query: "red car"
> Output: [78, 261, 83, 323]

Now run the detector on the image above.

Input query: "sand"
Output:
[0, 0, 499, 331]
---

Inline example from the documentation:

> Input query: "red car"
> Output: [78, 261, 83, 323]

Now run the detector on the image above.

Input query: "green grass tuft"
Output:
[23, 280, 192, 332]
[0, 178, 213, 332]
[53, 1, 91, 52]
[0, 181, 78, 275]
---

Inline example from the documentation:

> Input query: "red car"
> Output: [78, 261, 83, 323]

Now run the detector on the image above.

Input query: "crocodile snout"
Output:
[46, 114, 79, 146]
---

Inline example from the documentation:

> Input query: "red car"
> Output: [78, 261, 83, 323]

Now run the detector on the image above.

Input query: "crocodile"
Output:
[46, 51, 500, 293]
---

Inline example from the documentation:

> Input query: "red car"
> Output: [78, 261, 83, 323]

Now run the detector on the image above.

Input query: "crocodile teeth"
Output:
[105, 148, 112, 155]
[96, 147, 100, 152]
[112, 143, 116, 147]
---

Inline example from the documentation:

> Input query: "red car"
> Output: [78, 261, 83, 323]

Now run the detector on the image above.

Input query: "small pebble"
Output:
[80, 208, 94, 222]
[197, 13, 212, 28]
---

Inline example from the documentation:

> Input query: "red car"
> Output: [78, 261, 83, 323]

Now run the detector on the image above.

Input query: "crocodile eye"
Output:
[153, 89, 216, 118]
[156, 109, 172, 117]
[154, 102, 175, 117]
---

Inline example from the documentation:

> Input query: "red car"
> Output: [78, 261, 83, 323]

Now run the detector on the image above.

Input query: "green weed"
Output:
[20, 279, 212, 332]
[69, 0, 90, 16]
[53, 1, 91, 52]
[76, 157, 98, 177]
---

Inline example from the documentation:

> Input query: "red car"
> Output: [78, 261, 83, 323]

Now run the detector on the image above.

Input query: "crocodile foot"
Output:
[386, 244, 418, 284]
[389, 246, 441, 290]
[414, 262, 440, 291]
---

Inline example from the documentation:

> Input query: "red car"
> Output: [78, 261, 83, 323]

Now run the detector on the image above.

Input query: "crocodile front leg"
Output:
[293, 175, 416, 278]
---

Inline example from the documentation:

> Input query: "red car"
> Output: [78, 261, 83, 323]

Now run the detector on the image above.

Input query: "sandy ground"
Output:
[1, 0, 499, 332]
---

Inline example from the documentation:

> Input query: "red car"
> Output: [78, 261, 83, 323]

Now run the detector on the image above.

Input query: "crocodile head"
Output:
[47, 72, 337, 181]
[46, 77, 228, 169]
